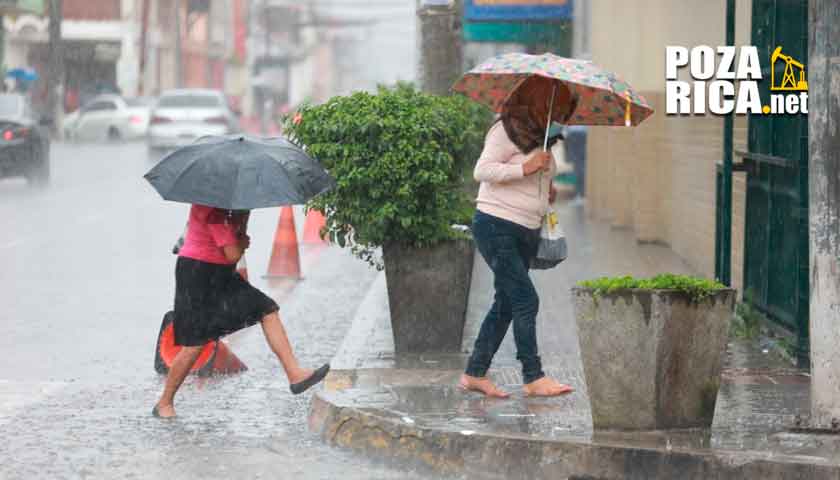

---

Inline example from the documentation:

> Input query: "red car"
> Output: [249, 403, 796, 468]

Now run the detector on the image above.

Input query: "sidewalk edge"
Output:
[308, 382, 840, 480]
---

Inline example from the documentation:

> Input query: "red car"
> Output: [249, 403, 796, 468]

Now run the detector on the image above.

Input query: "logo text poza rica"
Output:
[665, 46, 808, 115]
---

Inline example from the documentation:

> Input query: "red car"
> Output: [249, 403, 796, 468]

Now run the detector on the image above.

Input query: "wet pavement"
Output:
[0, 142, 459, 479]
[314, 202, 834, 478]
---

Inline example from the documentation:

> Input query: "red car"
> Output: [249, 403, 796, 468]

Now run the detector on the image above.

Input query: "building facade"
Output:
[4, 0, 138, 111]
[585, 0, 752, 290]
[586, 0, 812, 360]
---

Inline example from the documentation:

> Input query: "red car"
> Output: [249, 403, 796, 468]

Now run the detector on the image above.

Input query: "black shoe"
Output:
[290, 364, 330, 395]
[152, 404, 173, 419]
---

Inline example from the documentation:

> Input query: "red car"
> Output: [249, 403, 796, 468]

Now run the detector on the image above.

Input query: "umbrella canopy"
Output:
[452, 53, 654, 127]
[143, 135, 335, 210]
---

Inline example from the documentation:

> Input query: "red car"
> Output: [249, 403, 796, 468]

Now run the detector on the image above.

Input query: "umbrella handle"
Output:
[540, 83, 558, 199]
[543, 83, 557, 152]
[625, 92, 632, 126]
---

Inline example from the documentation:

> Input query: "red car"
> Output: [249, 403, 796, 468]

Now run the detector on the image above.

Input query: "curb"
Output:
[308, 371, 840, 480]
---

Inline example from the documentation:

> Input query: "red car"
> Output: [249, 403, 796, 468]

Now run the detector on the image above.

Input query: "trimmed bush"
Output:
[577, 273, 727, 302]
[284, 83, 492, 267]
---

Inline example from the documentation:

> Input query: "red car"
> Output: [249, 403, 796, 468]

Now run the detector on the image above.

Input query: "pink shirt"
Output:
[474, 122, 556, 229]
[179, 205, 247, 265]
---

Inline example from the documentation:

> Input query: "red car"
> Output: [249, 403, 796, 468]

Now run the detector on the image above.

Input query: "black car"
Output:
[0, 93, 51, 186]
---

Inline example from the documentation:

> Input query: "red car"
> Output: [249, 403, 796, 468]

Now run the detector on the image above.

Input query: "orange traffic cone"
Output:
[236, 256, 249, 281]
[154, 312, 248, 376]
[209, 341, 248, 374]
[303, 209, 328, 244]
[265, 206, 301, 279]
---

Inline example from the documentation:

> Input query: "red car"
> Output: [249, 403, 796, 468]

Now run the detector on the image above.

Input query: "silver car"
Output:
[147, 89, 240, 156]
[63, 95, 153, 142]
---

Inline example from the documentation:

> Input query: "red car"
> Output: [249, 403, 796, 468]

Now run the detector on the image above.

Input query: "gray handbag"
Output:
[531, 207, 567, 270]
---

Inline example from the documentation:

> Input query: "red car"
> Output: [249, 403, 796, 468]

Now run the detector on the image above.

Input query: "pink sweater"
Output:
[474, 122, 556, 229]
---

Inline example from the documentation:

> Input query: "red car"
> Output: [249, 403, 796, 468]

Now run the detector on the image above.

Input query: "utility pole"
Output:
[416, 0, 463, 95]
[260, 0, 269, 135]
[718, 0, 735, 286]
[0, 12, 5, 80]
[808, 0, 840, 429]
[174, 0, 183, 88]
[138, 0, 151, 95]
[263, 0, 269, 56]
[46, 0, 63, 137]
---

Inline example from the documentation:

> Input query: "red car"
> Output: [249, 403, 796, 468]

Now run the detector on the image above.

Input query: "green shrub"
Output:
[730, 291, 765, 339]
[284, 83, 492, 268]
[577, 274, 727, 302]
[775, 335, 798, 362]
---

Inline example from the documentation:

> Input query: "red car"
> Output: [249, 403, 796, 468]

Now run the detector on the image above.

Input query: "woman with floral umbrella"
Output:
[453, 53, 653, 398]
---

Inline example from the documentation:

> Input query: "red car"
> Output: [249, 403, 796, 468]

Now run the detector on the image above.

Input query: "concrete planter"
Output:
[572, 288, 736, 430]
[382, 237, 474, 353]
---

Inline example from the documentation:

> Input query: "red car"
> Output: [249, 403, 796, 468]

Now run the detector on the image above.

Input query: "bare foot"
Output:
[523, 377, 574, 397]
[288, 368, 314, 385]
[153, 403, 176, 418]
[458, 374, 511, 398]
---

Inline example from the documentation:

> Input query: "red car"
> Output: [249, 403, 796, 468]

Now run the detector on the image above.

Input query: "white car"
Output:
[146, 89, 240, 156]
[64, 95, 152, 142]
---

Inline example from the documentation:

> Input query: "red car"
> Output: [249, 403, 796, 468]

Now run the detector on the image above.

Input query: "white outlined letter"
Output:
[666, 46, 689, 80]
[737, 46, 762, 80]
[666, 81, 691, 114]
[736, 82, 763, 114]
[691, 46, 715, 80]
[709, 80, 735, 114]
[716, 47, 737, 79]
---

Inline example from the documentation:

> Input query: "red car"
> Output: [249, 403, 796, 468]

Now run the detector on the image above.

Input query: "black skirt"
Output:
[173, 256, 279, 346]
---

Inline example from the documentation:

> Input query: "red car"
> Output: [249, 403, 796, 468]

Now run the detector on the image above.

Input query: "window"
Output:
[84, 101, 117, 113]
[157, 94, 222, 108]
[63, 0, 120, 21]
[126, 97, 154, 107]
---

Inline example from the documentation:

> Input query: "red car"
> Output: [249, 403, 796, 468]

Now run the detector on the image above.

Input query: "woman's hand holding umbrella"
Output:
[523, 150, 553, 176]
[239, 234, 251, 250]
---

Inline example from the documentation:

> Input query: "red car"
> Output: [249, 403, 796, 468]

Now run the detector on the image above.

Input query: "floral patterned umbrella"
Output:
[452, 53, 654, 127]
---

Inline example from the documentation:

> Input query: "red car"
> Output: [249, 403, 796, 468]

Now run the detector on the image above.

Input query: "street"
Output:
[0, 142, 453, 479]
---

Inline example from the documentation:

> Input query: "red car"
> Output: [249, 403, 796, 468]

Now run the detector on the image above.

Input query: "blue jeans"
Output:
[465, 210, 545, 384]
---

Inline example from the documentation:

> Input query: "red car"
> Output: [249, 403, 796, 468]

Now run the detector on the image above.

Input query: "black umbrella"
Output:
[143, 135, 335, 210]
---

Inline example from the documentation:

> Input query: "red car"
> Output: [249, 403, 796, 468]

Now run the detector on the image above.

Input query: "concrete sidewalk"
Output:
[311, 202, 835, 479]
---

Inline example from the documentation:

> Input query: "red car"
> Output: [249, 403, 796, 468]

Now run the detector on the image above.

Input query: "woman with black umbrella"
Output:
[153, 205, 329, 418]
[146, 136, 336, 418]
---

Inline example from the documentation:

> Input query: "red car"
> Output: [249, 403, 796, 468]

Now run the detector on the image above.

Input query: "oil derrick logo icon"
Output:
[770, 46, 807, 91]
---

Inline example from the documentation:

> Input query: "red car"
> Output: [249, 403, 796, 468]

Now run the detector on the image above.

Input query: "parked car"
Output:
[147, 89, 240, 157]
[0, 93, 51, 186]
[63, 95, 153, 142]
